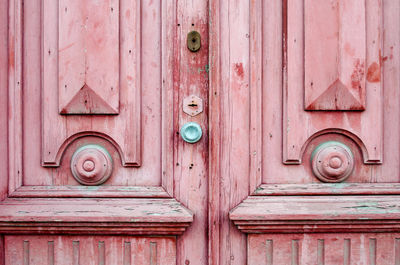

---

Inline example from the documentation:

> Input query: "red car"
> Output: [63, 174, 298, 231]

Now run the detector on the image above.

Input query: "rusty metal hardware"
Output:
[187, 31, 201, 52]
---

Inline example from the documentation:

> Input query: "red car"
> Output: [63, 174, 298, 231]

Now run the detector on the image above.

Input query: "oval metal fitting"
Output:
[70, 144, 113, 185]
[187, 31, 201, 52]
[311, 141, 354, 183]
[180, 122, 202, 143]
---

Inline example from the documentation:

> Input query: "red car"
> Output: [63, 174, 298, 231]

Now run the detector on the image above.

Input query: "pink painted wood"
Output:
[305, 0, 366, 110]
[58, 0, 120, 114]
[2, 0, 400, 264]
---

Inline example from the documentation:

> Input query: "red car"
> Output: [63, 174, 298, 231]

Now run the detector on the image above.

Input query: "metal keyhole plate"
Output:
[187, 31, 201, 52]
[180, 122, 202, 143]
[183, 95, 203, 116]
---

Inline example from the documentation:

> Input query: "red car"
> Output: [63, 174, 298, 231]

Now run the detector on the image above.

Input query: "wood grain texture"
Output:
[0, 198, 193, 235]
[231, 195, 400, 233]
[7, 0, 174, 193]
[58, 0, 119, 114]
[0, 0, 8, 203]
[5, 236, 176, 265]
[208, 0, 221, 264]
[214, 0, 250, 264]
[249, 233, 400, 265]
[42, 0, 141, 166]
[254, 183, 400, 196]
[172, 1, 209, 264]
[304, 0, 366, 110]
[249, 0, 400, 187]
[9, 186, 169, 198]
[283, 0, 383, 165]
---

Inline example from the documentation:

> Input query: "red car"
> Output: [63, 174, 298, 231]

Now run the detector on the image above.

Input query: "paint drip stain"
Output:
[350, 59, 364, 91]
[366, 62, 380, 83]
[234, 63, 244, 79]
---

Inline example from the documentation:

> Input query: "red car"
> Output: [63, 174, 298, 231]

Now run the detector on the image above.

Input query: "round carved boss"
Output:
[311, 141, 354, 183]
[70, 144, 113, 185]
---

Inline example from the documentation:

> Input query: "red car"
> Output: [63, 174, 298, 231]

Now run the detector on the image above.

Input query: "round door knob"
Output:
[311, 141, 354, 183]
[180, 122, 202, 143]
[70, 144, 113, 185]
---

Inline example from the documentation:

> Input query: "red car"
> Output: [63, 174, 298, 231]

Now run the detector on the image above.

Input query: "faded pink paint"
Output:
[1, 0, 400, 264]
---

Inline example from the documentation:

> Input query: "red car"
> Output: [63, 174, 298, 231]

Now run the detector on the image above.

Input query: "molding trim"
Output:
[0, 198, 193, 235]
[230, 195, 400, 233]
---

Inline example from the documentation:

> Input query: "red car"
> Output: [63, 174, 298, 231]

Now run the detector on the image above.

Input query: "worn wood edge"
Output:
[9, 186, 170, 198]
[209, 0, 223, 263]
[0, 223, 190, 236]
[230, 195, 400, 233]
[0, 198, 193, 235]
[253, 183, 400, 196]
[233, 221, 400, 234]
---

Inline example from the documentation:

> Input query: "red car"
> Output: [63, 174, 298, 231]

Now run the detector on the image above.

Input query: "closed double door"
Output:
[1, 0, 400, 264]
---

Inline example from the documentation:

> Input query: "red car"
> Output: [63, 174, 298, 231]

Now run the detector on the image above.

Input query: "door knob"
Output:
[180, 122, 202, 143]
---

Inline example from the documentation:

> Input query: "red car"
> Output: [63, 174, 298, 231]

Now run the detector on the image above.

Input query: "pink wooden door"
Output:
[1, 0, 400, 264]
[0, 0, 209, 264]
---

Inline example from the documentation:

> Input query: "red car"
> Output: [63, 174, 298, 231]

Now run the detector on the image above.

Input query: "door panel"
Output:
[5, 236, 176, 265]
[227, 0, 400, 263]
[249, 233, 400, 265]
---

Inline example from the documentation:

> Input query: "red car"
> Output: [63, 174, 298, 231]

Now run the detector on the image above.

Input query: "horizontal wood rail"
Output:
[0, 198, 193, 236]
[230, 195, 400, 233]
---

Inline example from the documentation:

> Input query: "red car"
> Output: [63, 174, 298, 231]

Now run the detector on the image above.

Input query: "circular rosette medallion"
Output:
[70, 144, 113, 185]
[311, 141, 354, 183]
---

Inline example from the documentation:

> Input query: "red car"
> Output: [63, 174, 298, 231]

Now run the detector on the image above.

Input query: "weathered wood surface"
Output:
[230, 196, 400, 233]
[304, 0, 366, 110]
[0, 198, 193, 235]
[254, 183, 400, 196]
[249, 233, 400, 265]
[5, 236, 176, 265]
[284, 0, 383, 165]
[172, 1, 209, 264]
[9, 186, 169, 198]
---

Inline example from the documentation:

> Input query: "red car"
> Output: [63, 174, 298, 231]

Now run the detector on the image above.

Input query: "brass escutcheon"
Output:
[187, 31, 201, 52]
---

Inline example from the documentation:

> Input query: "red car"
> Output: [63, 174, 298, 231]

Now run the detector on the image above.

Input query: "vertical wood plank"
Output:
[266, 240, 273, 265]
[291, 240, 299, 265]
[0, 236, 4, 265]
[72, 241, 80, 265]
[344, 239, 351, 265]
[217, 0, 250, 263]
[317, 239, 324, 265]
[8, 0, 23, 194]
[124, 241, 131, 265]
[47, 241, 54, 265]
[98, 241, 105, 265]
[395, 238, 400, 265]
[160, 0, 175, 195]
[173, 0, 209, 264]
[249, 0, 263, 193]
[23, 241, 29, 265]
[0, 0, 9, 201]
[150, 242, 157, 265]
[369, 238, 376, 265]
[208, 0, 221, 263]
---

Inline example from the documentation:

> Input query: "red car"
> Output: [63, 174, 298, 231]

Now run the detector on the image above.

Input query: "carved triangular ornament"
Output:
[60, 84, 119, 114]
[306, 79, 364, 111]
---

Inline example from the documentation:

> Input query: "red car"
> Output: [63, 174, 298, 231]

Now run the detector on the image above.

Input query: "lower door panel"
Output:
[249, 233, 400, 265]
[5, 236, 175, 265]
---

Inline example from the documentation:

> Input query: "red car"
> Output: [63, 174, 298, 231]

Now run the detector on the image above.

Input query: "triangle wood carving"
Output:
[305, 79, 364, 111]
[60, 84, 119, 114]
